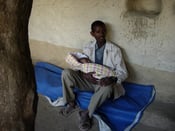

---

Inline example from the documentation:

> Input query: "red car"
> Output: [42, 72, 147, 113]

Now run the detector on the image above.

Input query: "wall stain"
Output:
[123, 15, 158, 40]
[173, 2, 175, 15]
[123, 0, 161, 40]
[132, 17, 148, 39]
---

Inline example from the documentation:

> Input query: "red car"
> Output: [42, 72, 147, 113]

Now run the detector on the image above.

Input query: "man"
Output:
[60, 20, 128, 131]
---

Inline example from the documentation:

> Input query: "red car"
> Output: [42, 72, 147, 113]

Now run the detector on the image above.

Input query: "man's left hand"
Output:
[99, 77, 118, 86]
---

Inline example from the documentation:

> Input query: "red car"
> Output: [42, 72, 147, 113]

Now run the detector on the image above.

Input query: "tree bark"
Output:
[0, 0, 37, 131]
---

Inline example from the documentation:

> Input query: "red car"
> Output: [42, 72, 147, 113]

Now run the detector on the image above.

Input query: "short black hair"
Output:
[91, 20, 106, 32]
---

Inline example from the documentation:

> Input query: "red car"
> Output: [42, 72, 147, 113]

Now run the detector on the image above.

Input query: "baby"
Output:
[65, 52, 117, 79]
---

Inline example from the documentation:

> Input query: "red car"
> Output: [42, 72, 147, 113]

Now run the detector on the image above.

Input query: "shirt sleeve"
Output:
[82, 42, 94, 62]
[113, 46, 128, 84]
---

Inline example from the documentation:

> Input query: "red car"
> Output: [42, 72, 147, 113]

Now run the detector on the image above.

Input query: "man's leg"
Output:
[62, 69, 94, 104]
[79, 85, 113, 116]
[88, 84, 113, 117]
[78, 84, 113, 130]
[61, 69, 94, 115]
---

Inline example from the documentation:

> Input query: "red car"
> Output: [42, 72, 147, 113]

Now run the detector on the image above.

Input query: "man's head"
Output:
[90, 20, 107, 45]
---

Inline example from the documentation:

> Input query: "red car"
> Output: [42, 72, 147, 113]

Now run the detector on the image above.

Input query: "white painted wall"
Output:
[29, 0, 175, 73]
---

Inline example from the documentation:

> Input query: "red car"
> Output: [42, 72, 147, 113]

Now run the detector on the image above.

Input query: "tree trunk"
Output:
[0, 0, 37, 131]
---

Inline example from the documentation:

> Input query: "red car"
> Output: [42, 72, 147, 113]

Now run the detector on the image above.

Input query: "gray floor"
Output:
[35, 95, 99, 131]
[35, 95, 175, 131]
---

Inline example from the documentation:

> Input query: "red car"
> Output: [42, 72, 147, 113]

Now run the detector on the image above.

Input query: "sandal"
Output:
[59, 104, 77, 117]
[78, 110, 91, 131]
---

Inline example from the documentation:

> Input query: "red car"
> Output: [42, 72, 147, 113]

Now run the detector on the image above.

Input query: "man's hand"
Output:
[99, 77, 118, 86]
[82, 72, 117, 86]
[82, 72, 99, 84]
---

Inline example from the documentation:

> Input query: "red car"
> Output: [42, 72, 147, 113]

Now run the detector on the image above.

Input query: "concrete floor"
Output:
[35, 94, 175, 131]
[35, 95, 99, 131]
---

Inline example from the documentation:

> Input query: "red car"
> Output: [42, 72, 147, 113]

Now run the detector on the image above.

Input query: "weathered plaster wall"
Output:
[29, 0, 175, 73]
[29, 0, 175, 103]
[29, 39, 80, 68]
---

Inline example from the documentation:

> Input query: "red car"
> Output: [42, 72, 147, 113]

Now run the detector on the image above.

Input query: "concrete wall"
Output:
[29, 0, 175, 103]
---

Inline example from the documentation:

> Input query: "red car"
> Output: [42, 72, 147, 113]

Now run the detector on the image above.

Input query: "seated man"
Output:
[60, 20, 128, 131]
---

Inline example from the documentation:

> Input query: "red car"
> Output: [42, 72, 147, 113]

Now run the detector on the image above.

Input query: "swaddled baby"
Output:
[65, 52, 117, 79]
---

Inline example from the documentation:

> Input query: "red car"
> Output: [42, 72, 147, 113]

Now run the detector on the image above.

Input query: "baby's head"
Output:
[78, 58, 91, 63]
[72, 52, 91, 64]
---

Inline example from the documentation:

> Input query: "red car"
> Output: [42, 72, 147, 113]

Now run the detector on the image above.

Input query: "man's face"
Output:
[91, 25, 106, 44]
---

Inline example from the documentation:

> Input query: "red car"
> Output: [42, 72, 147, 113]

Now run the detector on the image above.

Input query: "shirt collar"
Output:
[95, 42, 106, 50]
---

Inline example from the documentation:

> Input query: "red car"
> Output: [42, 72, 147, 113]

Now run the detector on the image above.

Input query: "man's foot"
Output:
[59, 103, 77, 116]
[78, 110, 92, 131]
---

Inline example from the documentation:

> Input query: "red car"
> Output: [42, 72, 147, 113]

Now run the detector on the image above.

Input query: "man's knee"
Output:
[105, 86, 113, 93]
[62, 69, 79, 81]
[62, 69, 72, 77]
[100, 86, 113, 97]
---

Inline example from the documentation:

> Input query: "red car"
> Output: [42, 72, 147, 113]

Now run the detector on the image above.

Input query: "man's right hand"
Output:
[82, 72, 99, 84]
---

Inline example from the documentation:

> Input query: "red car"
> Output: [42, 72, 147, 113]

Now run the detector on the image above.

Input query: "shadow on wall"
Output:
[173, 2, 175, 14]
[105, 23, 115, 42]
[126, 0, 162, 18]
[120, 49, 136, 82]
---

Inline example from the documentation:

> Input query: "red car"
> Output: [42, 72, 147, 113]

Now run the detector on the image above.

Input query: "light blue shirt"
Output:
[95, 43, 106, 65]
